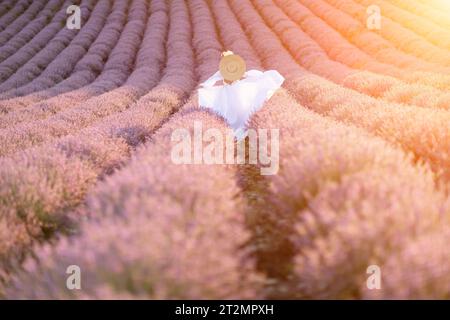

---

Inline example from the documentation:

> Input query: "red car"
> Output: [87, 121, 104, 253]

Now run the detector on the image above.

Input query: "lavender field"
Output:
[0, 0, 449, 299]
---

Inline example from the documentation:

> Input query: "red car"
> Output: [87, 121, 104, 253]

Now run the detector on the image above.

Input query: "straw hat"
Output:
[219, 51, 246, 83]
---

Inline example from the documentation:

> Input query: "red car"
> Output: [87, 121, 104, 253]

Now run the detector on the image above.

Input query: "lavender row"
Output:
[0, 0, 32, 32]
[252, 0, 354, 83]
[321, 0, 450, 70]
[416, 0, 450, 27]
[308, 0, 450, 89]
[218, 3, 449, 297]
[5, 109, 262, 299]
[6, 0, 262, 298]
[0, 0, 131, 124]
[248, 88, 449, 298]
[395, 0, 450, 31]
[0, 0, 97, 92]
[2, 0, 201, 298]
[0, 0, 111, 98]
[265, 0, 450, 109]
[224, 0, 449, 299]
[0, 0, 65, 63]
[0, 0, 18, 20]
[209, 1, 261, 71]
[357, 0, 450, 50]
[0, 0, 72, 75]
[0, 0, 175, 291]
[0, 0, 48, 46]
[288, 75, 450, 182]
[230, 0, 450, 183]
[0, 0, 152, 156]
[216, 3, 450, 298]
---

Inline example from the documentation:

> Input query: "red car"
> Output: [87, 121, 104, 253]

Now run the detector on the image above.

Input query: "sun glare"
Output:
[425, 0, 450, 11]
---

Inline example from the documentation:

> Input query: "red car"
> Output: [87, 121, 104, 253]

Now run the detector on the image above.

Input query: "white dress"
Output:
[198, 70, 284, 140]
